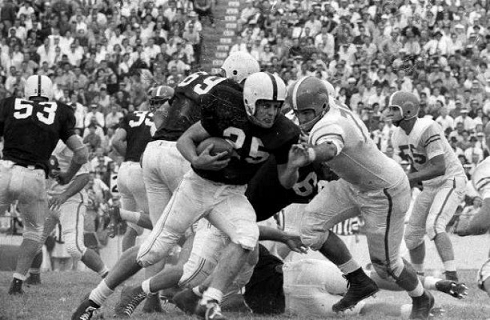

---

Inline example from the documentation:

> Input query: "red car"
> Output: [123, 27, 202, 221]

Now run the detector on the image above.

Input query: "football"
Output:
[196, 137, 234, 158]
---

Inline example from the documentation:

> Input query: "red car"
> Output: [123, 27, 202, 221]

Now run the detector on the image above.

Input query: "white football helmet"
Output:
[243, 72, 287, 127]
[221, 52, 260, 83]
[24, 75, 54, 100]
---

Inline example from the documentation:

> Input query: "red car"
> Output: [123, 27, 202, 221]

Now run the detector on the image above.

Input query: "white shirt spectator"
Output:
[454, 114, 476, 131]
[436, 114, 455, 132]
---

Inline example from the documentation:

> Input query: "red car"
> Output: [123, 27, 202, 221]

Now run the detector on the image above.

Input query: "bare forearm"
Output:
[61, 174, 90, 200]
[407, 165, 444, 185]
[259, 225, 289, 242]
[112, 140, 127, 157]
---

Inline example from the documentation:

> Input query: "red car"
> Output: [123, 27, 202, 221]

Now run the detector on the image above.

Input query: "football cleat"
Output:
[332, 271, 379, 313]
[173, 288, 200, 315]
[71, 296, 100, 320]
[26, 273, 41, 285]
[114, 285, 147, 317]
[8, 278, 24, 295]
[142, 293, 164, 314]
[409, 290, 434, 320]
[195, 300, 227, 320]
[435, 280, 468, 299]
[107, 206, 122, 238]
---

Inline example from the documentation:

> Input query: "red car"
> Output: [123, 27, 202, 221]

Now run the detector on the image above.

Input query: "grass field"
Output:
[0, 269, 489, 320]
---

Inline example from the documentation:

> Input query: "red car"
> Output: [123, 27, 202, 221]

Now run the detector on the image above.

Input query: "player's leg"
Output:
[363, 181, 434, 320]
[300, 179, 377, 312]
[60, 197, 109, 277]
[404, 190, 432, 276]
[198, 188, 259, 319]
[115, 228, 196, 317]
[26, 207, 59, 285]
[477, 259, 490, 297]
[426, 177, 466, 281]
[9, 168, 47, 295]
[117, 162, 147, 250]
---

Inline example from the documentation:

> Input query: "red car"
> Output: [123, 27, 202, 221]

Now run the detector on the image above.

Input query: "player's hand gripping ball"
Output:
[196, 137, 234, 159]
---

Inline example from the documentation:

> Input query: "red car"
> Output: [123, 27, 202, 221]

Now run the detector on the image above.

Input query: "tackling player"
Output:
[455, 122, 490, 297]
[0, 75, 88, 295]
[286, 76, 434, 320]
[27, 141, 109, 284]
[387, 91, 466, 282]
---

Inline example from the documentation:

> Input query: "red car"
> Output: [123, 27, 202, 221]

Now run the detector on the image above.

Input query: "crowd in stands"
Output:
[1, 0, 489, 244]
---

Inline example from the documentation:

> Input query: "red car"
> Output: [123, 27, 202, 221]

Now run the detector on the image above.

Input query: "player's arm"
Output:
[306, 123, 345, 164]
[176, 121, 230, 171]
[407, 126, 446, 185]
[48, 173, 90, 211]
[57, 134, 89, 185]
[112, 127, 128, 157]
[407, 154, 446, 185]
[259, 225, 307, 254]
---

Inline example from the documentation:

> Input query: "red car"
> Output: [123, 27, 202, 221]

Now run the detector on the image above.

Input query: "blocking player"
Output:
[0, 75, 88, 295]
[71, 53, 265, 320]
[387, 91, 466, 282]
[286, 76, 435, 319]
[454, 122, 490, 297]
[27, 141, 109, 284]
[111, 85, 174, 250]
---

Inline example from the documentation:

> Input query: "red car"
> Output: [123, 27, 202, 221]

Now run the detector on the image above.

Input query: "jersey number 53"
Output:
[14, 99, 57, 125]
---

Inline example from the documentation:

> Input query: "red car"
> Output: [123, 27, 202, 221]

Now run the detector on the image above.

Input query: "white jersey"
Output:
[47, 140, 90, 196]
[309, 104, 406, 191]
[472, 157, 490, 200]
[391, 118, 465, 187]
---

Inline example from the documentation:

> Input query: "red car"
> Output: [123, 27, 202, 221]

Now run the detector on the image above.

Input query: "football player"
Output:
[27, 141, 109, 284]
[71, 52, 263, 320]
[455, 122, 490, 297]
[387, 91, 467, 282]
[286, 76, 435, 319]
[111, 85, 174, 251]
[0, 75, 88, 295]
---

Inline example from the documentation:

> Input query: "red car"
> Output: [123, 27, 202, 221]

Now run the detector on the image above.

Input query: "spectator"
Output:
[83, 122, 102, 153]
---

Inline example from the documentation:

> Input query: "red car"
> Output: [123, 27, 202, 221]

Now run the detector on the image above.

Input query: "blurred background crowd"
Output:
[0, 0, 489, 259]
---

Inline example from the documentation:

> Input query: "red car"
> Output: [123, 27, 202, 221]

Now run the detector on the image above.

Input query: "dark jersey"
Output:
[119, 111, 154, 162]
[244, 244, 285, 315]
[246, 157, 318, 222]
[152, 72, 226, 141]
[0, 97, 76, 174]
[195, 81, 300, 185]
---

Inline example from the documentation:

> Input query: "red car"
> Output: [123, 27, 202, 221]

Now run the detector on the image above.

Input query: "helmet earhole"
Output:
[233, 70, 238, 75]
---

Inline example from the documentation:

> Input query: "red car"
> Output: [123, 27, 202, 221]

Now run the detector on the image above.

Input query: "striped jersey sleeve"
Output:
[420, 122, 444, 160]
[309, 122, 345, 155]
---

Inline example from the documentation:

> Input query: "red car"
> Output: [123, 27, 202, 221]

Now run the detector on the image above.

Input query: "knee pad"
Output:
[404, 228, 425, 251]
[230, 222, 259, 251]
[64, 233, 86, 260]
[179, 255, 215, 288]
[301, 228, 329, 251]
[426, 221, 445, 240]
[372, 257, 405, 280]
[136, 228, 181, 268]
